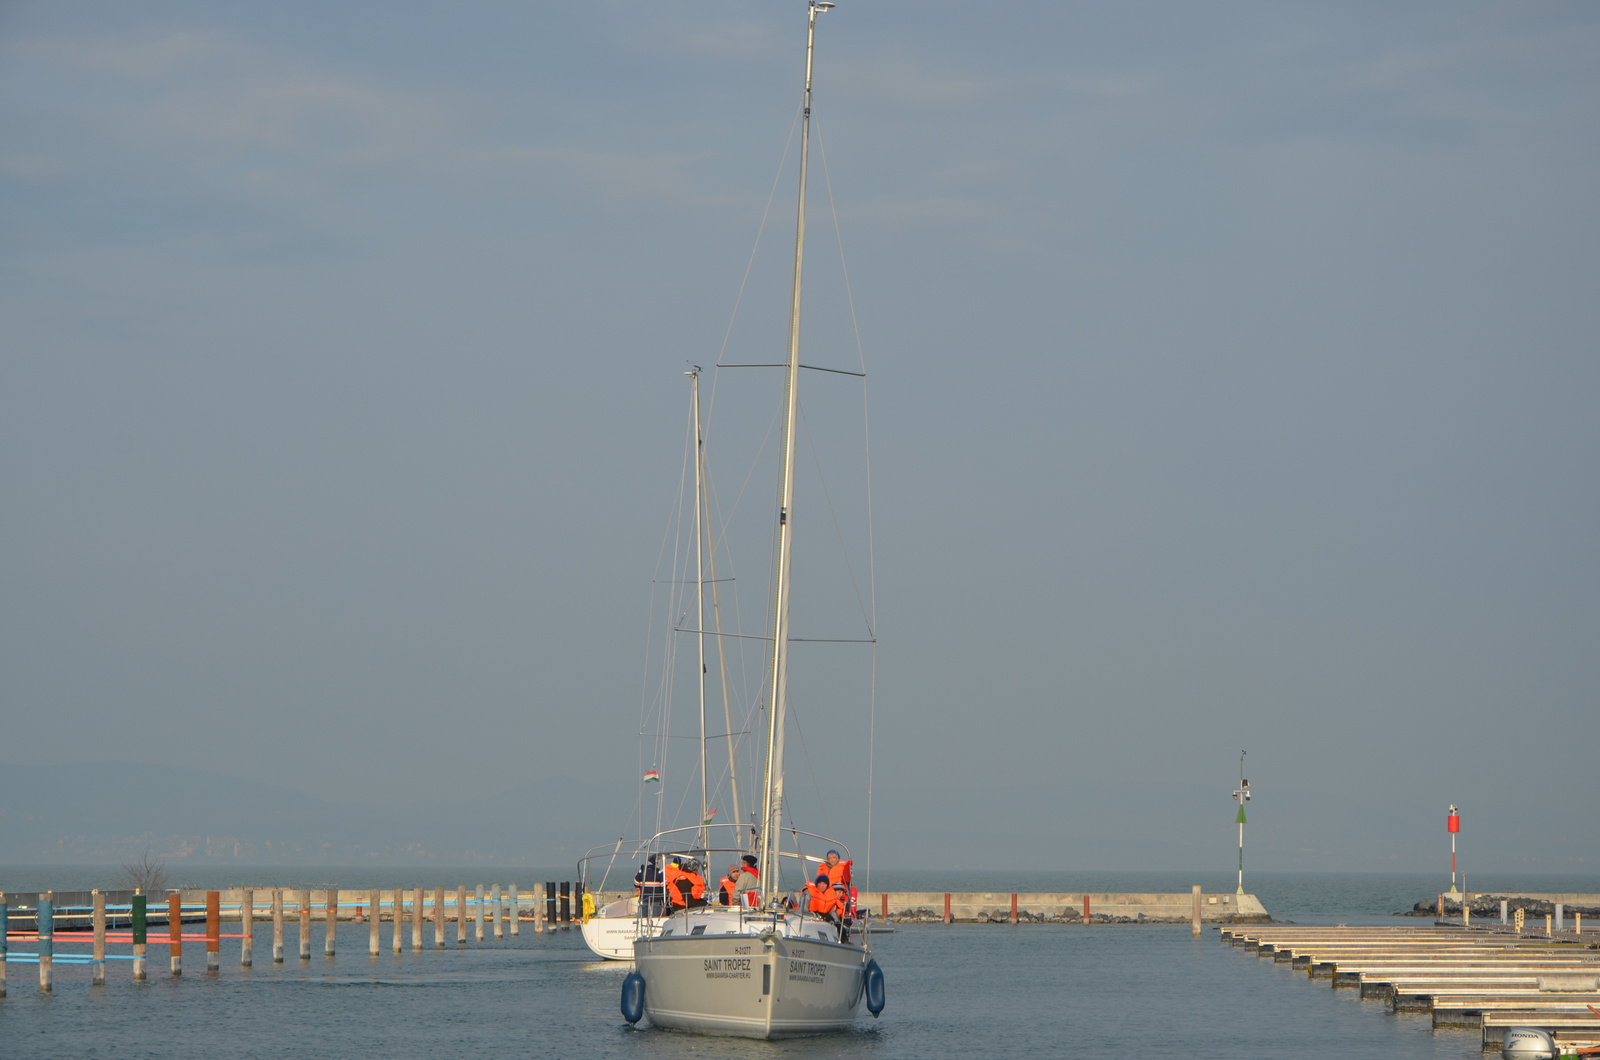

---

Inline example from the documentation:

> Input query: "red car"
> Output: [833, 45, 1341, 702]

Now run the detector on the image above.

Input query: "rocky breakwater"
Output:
[1400, 893, 1600, 919]
[859, 891, 1271, 924]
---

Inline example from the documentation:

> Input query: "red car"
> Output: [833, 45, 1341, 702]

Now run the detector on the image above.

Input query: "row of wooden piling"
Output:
[0, 883, 580, 995]
[1222, 924, 1600, 1052]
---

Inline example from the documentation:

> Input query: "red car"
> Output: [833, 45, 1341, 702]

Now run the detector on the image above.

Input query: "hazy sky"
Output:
[2, 1, 1596, 875]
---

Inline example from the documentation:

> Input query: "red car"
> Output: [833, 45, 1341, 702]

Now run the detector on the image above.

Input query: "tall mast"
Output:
[758, 0, 828, 902]
[690, 368, 709, 848]
[702, 439, 742, 837]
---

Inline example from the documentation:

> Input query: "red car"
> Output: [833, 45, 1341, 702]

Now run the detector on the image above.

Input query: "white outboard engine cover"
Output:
[1501, 1026, 1557, 1060]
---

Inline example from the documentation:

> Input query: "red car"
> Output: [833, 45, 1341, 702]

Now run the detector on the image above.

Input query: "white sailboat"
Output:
[580, 367, 738, 961]
[623, 0, 885, 1036]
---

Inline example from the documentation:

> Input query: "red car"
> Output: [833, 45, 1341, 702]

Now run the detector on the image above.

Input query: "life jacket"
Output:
[806, 881, 842, 918]
[824, 859, 852, 888]
[719, 873, 740, 904]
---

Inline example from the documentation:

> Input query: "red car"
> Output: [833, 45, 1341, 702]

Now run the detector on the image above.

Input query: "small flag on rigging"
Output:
[643, 770, 660, 784]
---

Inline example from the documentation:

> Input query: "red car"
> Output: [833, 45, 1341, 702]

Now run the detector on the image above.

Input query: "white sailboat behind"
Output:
[624, 0, 885, 1037]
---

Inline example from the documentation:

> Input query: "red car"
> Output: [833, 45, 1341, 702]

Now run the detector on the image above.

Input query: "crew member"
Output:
[823, 849, 853, 916]
[667, 858, 708, 909]
[635, 855, 665, 915]
[805, 873, 844, 923]
[718, 864, 741, 905]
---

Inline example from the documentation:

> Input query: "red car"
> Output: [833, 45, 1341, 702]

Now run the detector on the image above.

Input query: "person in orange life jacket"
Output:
[718, 864, 741, 905]
[666, 858, 707, 908]
[806, 873, 844, 921]
[823, 849, 853, 915]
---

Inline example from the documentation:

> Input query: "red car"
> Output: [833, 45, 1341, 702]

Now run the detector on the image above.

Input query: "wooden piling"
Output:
[493, 883, 503, 939]
[882, 893, 889, 918]
[560, 882, 570, 927]
[509, 884, 519, 936]
[433, 887, 445, 948]
[1010, 893, 1019, 924]
[943, 893, 951, 924]
[392, 888, 404, 954]
[411, 885, 423, 951]
[39, 892, 55, 991]
[241, 888, 254, 967]
[1084, 895, 1091, 924]
[299, 888, 312, 959]
[0, 891, 8, 998]
[168, 891, 182, 976]
[456, 885, 467, 944]
[1193, 885, 1203, 936]
[93, 889, 107, 984]
[272, 888, 285, 963]
[545, 882, 556, 930]
[132, 891, 147, 979]
[476, 885, 486, 941]
[369, 890, 380, 957]
[206, 891, 221, 972]
[326, 888, 338, 957]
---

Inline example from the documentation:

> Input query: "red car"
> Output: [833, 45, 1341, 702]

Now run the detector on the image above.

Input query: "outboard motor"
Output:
[864, 958, 886, 1017]
[1501, 1026, 1557, 1060]
[620, 971, 645, 1025]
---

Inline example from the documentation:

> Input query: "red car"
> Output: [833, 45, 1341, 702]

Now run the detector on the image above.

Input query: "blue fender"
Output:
[621, 970, 646, 1024]
[864, 959, 886, 1016]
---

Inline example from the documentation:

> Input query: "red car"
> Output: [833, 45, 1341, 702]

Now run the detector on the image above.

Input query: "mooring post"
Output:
[369, 890, 380, 956]
[324, 888, 337, 957]
[1010, 893, 1019, 925]
[392, 889, 404, 954]
[545, 882, 556, 932]
[132, 891, 147, 980]
[560, 882, 571, 927]
[882, 893, 889, 918]
[493, 883, 503, 939]
[93, 888, 107, 985]
[509, 884, 519, 936]
[1546, 914, 1553, 937]
[1084, 895, 1091, 925]
[411, 885, 423, 951]
[272, 888, 284, 962]
[0, 891, 8, 998]
[433, 887, 445, 948]
[943, 893, 951, 924]
[168, 891, 182, 977]
[206, 891, 220, 973]
[456, 885, 467, 944]
[39, 892, 55, 991]
[1464, 893, 1472, 928]
[240, 888, 254, 967]
[1437, 893, 1444, 920]
[1556, 903, 1565, 932]
[476, 885, 486, 941]
[298, 889, 311, 960]
[1501, 899, 1508, 925]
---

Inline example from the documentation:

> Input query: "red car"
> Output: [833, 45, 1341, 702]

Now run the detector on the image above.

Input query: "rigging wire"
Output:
[817, 117, 879, 888]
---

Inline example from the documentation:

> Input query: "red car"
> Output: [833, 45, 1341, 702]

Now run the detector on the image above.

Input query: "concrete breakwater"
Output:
[1403, 892, 1600, 919]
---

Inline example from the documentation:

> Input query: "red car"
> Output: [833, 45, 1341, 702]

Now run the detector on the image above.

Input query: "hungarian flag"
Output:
[643, 770, 660, 784]
[702, 807, 718, 824]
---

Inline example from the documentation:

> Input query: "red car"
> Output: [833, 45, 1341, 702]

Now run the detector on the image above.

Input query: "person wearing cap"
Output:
[805, 872, 845, 923]
[823, 849, 853, 916]
[734, 855, 760, 907]
[636, 854, 665, 915]
[718, 864, 741, 905]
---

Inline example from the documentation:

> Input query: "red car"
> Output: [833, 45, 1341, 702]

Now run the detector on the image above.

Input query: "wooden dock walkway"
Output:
[1222, 924, 1600, 1053]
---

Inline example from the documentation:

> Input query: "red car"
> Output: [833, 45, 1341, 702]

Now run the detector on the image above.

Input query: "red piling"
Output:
[169, 893, 183, 975]
[1011, 893, 1018, 924]
[943, 893, 951, 924]
[206, 891, 220, 972]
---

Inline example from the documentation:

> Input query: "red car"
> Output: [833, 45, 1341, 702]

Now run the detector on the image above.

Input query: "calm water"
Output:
[3, 868, 1597, 1058]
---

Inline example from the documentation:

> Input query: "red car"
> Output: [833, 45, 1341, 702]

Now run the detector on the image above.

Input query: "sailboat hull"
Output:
[634, 925, 867, 1037]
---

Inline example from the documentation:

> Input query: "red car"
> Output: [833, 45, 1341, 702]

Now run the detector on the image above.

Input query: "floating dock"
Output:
[1223, 924, 1600, 1054]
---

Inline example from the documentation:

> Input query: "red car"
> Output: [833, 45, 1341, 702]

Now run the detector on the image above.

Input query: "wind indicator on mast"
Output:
[1232, 750, 1250, 895]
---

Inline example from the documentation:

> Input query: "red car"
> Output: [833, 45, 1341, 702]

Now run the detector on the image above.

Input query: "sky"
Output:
[2, 1, 1596, 876]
